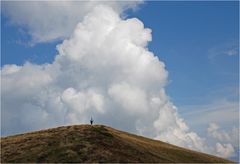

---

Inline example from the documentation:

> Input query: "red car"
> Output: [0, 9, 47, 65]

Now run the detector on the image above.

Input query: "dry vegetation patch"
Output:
[1, 124, 234, 163]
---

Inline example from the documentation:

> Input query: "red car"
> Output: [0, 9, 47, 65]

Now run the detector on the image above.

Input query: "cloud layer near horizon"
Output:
[1, 5, 237, 158]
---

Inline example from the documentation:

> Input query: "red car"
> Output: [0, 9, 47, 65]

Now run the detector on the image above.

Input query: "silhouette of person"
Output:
[90, 117, 93, 125]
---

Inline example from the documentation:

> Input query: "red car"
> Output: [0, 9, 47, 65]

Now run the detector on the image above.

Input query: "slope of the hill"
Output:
[0, 125, 234, 163]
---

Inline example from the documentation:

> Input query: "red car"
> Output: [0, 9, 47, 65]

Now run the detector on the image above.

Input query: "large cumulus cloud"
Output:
[1, 5, 236, 158]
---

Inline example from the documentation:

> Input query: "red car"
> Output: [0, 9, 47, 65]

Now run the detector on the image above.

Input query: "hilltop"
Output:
[1, 125, 234, 163]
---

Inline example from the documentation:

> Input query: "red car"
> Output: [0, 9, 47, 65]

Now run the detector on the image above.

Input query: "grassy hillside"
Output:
[0, 125, 234, 163]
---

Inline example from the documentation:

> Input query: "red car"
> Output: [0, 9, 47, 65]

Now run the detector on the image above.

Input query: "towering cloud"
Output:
[1, 5, 236, 158]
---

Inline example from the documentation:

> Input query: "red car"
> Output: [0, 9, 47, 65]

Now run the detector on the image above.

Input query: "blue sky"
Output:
[2, 1, 238, 103]
[1, 1, 239, 161]
[129, 1, 239, 103]
[128, 1, 239, 134]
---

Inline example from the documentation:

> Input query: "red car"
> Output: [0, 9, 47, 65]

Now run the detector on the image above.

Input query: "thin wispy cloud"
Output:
[208, 41, 239, 60]
[181, 99, 238, 125]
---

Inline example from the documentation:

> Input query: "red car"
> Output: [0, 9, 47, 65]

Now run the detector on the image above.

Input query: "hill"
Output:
[0, 125, 234, 163]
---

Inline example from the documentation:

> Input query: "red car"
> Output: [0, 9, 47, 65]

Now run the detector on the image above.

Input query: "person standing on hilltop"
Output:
[90, 117, 94, 125]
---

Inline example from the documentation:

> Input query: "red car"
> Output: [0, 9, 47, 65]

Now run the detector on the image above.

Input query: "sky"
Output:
[1, 1, 239, 162]
[128, 1, 239, 135]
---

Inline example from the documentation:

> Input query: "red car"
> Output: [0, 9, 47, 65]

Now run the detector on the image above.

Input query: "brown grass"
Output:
[0, 124, 235, 163]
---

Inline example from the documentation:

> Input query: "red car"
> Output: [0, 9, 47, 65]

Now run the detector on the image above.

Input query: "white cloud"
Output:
[216, 143, 235, 158]
[1, 4, 237, 159]
[225, 48, 238, 56]
[2, 1, 142, 44]
[208, 123, 231, 142]
[62, 87, 105, 115]
[108, 82, 148, 114]
[181, 100, 239, 159]
[208, 41, 239, 59]
[207, 122, 239, 158]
